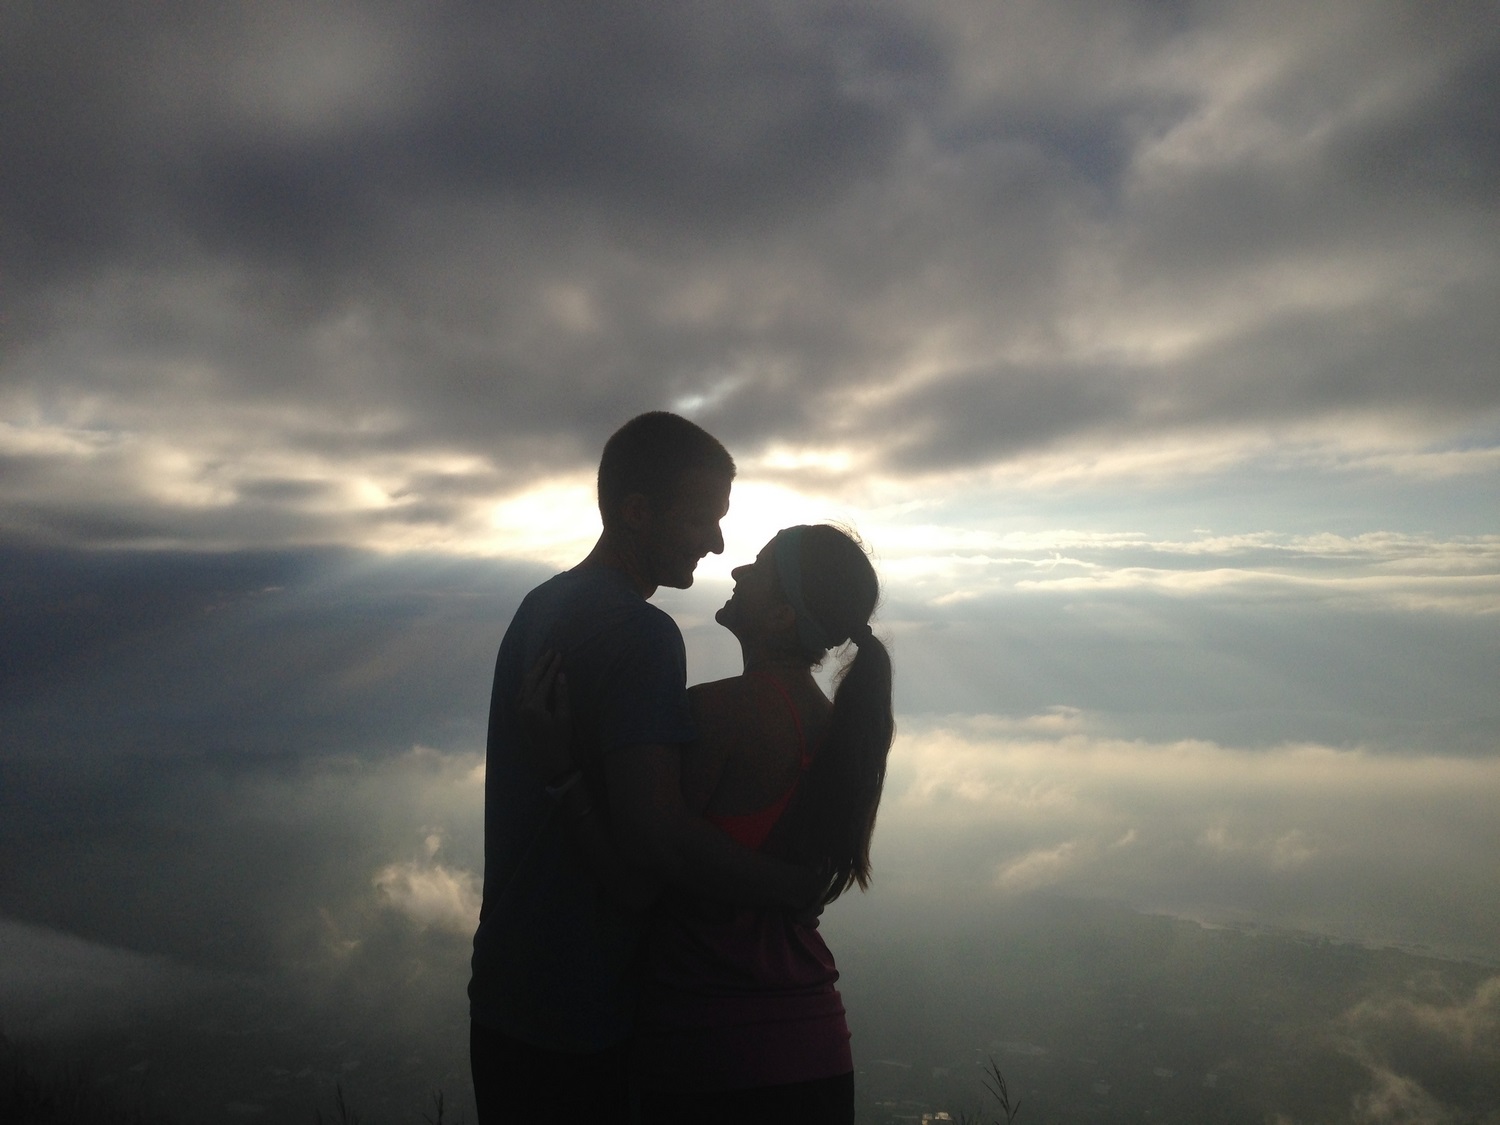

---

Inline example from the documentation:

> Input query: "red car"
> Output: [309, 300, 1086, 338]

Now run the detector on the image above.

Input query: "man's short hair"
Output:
[597, 412, 735, 528]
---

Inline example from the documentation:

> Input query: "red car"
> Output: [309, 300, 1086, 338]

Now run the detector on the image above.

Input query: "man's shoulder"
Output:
[517, 566, 636, 618]
[523, 567, 683, 654]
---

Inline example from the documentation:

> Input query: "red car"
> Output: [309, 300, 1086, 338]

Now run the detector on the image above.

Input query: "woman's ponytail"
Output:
[777, 525, 895, 902]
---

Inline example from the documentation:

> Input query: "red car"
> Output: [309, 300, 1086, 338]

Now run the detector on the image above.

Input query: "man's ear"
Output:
[620, 491, 653, 533]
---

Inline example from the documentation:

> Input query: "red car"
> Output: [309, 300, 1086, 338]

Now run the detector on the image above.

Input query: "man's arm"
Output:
[516, 651, 660, 912]
[606, 743, 825, 910]
[548, 772, 662, 912]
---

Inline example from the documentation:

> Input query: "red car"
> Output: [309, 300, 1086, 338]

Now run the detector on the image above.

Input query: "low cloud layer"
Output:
[0, 919, 224, 1040]
[3, 545, 1495, 973]
[2, 543, 1495, 1120]
[880, 716, 1500, 958]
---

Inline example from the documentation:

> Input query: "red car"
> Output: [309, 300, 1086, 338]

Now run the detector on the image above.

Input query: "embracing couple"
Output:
[469, 412, 893, 1124]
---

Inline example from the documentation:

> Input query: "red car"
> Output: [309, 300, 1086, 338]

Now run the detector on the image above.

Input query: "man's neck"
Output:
[576, 532, 657, 598]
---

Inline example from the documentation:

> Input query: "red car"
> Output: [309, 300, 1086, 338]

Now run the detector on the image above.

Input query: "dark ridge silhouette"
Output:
[1, 1031, 174, 1125]
[0, 1033, 474, 1125]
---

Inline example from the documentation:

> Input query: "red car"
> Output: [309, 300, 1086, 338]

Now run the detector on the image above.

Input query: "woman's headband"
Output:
[774, 526, 874, 651]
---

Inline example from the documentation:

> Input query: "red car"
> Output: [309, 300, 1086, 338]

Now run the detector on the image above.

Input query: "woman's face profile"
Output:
[715, 538, 788, 642]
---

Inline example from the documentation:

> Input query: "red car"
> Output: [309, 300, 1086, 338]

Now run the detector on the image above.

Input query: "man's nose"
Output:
[708, 524, 725, 555]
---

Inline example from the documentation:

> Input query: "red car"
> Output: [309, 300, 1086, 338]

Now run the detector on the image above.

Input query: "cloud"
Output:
[0, 542, 1494, 1118]
[1347, 974, 1500, 1061]
[994, 839, 1087, 892]
[1015, 565, 1500, 614]
[857, 524, 1500, 612]
[374, 836, 482, 935]
[1, 2, 1496, 551]
[1197, 823, 1317, 871]
[1339, 974, 1500, 1124]
[879, 717, 1500, 958]
[0, 919, 223, 1039]
[0, 14, 1492, 1117]
[8, 539, 1489, 975]
[0, 545, 539, 769]
[1348, 1068, 1460, 1125]
[1, 639, 490, 973]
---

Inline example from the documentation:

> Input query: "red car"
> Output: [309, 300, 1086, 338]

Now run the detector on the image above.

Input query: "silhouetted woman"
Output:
[525, 524, 893, 1124]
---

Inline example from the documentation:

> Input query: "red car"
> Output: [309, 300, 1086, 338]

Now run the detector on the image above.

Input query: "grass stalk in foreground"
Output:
[956, 1055, 1020, 1125]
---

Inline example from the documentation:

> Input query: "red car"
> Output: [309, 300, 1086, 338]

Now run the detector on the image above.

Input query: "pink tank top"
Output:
[704, 673, 814, 851]
[635, 673, 852, 1091]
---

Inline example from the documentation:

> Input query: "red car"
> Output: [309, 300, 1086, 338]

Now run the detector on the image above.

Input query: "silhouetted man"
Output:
[469, 412, 818, 1123]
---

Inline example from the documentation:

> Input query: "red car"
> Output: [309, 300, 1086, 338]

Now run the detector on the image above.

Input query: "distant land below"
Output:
[5, 894, 1497, 1124]
[831, 895, 1500, 1124]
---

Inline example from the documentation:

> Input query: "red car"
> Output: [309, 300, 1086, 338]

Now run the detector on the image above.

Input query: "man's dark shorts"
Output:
[471, 1020, 632, 1124]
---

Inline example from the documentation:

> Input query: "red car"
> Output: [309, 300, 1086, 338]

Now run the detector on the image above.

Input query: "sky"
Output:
[2, 2, 1498, 1121]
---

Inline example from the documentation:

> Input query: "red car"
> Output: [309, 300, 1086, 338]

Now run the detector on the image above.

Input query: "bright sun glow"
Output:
[483, 475, 600, 567]
[701, 479, 858, 581]
[477, 474, 863, 574]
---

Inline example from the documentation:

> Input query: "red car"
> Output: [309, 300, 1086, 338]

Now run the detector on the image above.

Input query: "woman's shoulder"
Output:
[688, 676, 761, 723]
[691, 673, 830, 747]
[690, 674, 809, 745]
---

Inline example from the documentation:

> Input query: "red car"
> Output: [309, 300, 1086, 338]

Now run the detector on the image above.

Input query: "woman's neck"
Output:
[739, 640, 813, 681]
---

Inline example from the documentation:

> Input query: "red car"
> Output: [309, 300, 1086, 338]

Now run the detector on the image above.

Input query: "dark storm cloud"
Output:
[0, 0, 938, 364]
[0, 545, 513, 974]
[0, 1, 938, 542]
[4, 1, 1497, 551]
[0, 544, 538, 764]
[1, 2, 931, 276]
[0, 547, 488, 1118]
[872, 361, 1143, 469]
[872, 261, 1500, 471]
[1322, 22, 1500, 209]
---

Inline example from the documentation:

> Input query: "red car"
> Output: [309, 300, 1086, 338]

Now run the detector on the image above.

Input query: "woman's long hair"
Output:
[776, 524, 894, 903]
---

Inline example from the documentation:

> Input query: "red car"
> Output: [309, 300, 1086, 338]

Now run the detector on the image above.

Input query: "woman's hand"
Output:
[517, 649, 575, 784]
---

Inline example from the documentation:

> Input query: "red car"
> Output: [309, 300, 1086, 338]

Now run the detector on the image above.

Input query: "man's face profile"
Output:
[639, 467, 731, 590]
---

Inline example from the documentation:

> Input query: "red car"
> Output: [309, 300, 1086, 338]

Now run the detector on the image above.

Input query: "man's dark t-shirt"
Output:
[469, 566, 696, 1051]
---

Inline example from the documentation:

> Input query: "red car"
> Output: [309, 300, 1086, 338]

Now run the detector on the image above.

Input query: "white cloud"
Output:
[1015, 565, 1500, 613]
[373, 853, 481, 936]
[994, 840, 1086, 892]
[1346, 975, 1500, 1059]
[877, 716, 1500, 957]
[1339, 974, 1500, 1125]
[1349, 1066, 1460, 1125]
[862, 522, 1500, 612]
[362, 760, 485, 935]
